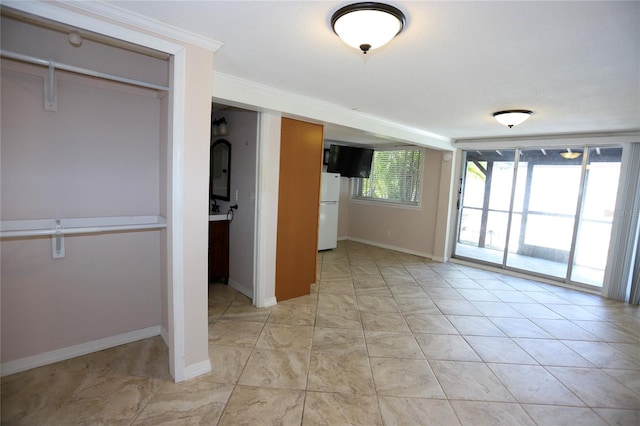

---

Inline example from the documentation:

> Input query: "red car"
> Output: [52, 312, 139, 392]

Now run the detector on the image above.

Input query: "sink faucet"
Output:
[210, 198, 219, 214]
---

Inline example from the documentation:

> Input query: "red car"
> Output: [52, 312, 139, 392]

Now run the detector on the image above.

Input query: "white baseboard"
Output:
[182, 359, 212, 382]
[226, 280, 276, 307]
[431, 256, 448, 263]
[259, 296, 278, 308]
[345, 237, 432, 259]
[228, 278, 253, 299]
[1, 325, 162, 377]
[160, 326, 169, 347]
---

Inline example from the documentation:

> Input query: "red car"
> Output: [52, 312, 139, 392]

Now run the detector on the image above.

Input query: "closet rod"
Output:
[0, 50, 169, 92]
[0, 216, 167, 239]
[0, 222, 167, 238]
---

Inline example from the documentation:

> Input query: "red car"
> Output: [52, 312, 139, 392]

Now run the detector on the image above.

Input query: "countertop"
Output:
[209, 214, 228, 222]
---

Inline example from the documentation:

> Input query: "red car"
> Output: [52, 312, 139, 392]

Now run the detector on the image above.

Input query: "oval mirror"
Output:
[210, 139, 231, 201]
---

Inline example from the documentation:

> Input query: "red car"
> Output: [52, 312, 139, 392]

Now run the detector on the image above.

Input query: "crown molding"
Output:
[213, 72, 453, 151]
[6, 0, 223, 53]
[60, 0, 223, 52]
[2, 0, 184, 54]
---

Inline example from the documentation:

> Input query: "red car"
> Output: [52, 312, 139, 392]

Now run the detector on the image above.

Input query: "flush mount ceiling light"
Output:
[493, 110, 533, 128]
[331, 2, 406, 54]
[560, 149, 582, 159]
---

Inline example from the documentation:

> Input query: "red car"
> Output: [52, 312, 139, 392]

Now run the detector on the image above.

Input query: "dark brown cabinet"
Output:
[208, 220, 229, 284]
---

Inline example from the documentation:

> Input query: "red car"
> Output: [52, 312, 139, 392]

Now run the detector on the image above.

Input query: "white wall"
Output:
[211, 109, 258, 298]
[337, 176, 351, 239]
[1, 17, 166, 363]
[179, 46, 214, 373]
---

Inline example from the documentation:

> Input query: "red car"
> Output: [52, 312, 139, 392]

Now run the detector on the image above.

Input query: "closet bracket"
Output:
[44, 60, 58, 112]
[52, 219, 65, 258]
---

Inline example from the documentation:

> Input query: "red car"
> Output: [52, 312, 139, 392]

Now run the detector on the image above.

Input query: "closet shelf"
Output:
[0, 215, 167, 239]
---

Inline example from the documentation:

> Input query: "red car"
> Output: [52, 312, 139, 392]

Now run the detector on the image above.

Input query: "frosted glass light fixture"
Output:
[493, 110, 533, 128]
[560, 149, 582, 159]
[212, 117, 228, 136]
[331, 2, 406, 54]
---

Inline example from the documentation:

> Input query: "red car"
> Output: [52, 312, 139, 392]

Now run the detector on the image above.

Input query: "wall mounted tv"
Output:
[326, 144, 374, 178]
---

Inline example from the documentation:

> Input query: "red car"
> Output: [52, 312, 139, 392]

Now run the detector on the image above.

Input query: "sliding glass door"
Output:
[454, 147, 622, 288]
[571, 147, 622, 285]
[505, 148, 584, 279]
[456, 150, 516, 265]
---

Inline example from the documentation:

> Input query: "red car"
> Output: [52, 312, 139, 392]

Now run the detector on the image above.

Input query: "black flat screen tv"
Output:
[326, 144, 374, 178]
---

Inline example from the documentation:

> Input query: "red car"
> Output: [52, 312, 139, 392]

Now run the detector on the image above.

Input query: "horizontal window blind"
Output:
[353, 148, 423, 205]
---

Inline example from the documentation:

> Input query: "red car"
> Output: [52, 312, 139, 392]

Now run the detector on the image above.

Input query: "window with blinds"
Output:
[352, 147, 423, 206]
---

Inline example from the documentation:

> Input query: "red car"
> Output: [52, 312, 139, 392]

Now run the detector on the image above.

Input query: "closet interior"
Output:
[0, 10, 172, 375]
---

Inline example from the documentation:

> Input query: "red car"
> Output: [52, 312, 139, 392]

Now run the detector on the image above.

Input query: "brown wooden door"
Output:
[275, 118, 323, 301]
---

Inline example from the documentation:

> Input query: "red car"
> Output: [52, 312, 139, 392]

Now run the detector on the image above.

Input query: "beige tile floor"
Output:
[2, 240, 640, 425]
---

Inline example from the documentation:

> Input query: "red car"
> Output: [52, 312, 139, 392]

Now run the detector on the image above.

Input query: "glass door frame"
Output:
[452, 146, 619, 290]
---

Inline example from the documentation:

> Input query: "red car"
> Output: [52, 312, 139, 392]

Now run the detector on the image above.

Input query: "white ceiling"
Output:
[109, 1, 639, 144]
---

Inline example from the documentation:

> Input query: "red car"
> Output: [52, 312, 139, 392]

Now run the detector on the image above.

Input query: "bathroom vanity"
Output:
[208, 215, 229, 284]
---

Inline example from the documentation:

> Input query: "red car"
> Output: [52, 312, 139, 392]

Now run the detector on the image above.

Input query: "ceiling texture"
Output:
[109, 1, 639, 145]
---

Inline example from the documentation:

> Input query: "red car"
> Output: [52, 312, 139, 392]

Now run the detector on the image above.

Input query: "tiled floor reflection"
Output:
[2, 241, 639, 425]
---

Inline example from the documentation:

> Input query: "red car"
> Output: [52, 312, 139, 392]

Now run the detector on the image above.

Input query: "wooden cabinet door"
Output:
[209, 220, 229, 284]
[276, 118, 323, 301]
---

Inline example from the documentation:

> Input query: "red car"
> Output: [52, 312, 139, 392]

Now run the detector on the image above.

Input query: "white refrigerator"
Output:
[318, 172, 340, 250]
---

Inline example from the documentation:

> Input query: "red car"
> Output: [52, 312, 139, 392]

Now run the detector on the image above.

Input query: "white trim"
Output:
[3, 1, 184, 54]
[228, 278, 253, 300]
[349, 198, 422, 211]
[346, 237, 432, 259]
[261, 297, 278, 307]
[54, 1, 223, 52]
[169, 49, 187, 382]
[183, 359, 212, 381]
[603, 142, 640, 301]
[447, 150, 466, 262]
[433, 150, 458, 263]
[630, 220, 640, 304]
[213, 72, 453, 151]
[160, 326, 169, 346]
[253, 112, 281, 308]
[454, 132, 640, 150]
[252, 114, 261, 304]
[0, 326, 161, 377]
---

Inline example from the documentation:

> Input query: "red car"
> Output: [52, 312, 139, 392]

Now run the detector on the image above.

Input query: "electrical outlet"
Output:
[234, 189, 239, 201]
[386, 230, 391, 238]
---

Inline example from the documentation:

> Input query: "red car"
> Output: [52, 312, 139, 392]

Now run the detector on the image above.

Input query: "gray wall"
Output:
[212, 109, 258, 297]
[1, 17, 166, 362]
